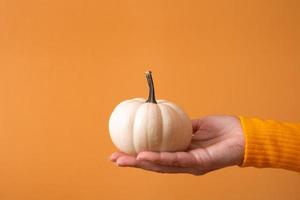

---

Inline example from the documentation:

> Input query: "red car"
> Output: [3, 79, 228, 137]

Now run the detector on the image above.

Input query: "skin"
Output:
[110, 115, 245, 175]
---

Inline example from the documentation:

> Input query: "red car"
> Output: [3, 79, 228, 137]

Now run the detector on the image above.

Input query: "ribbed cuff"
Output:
[239, 116, 300, 172]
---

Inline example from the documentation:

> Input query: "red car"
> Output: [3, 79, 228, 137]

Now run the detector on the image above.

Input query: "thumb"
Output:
[192, 118, 204, 133]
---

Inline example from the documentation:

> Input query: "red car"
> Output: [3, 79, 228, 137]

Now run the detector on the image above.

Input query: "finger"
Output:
[192, 119, 201, 133]
[110, 152, 129, 162]
[136, 151, 198, 167]
[115, 154, 204, 175]
[191, 129, 214, 141]
[116, 155, 137, 166]
[130, 160, 201, 175]
[192, 118, 206, 133]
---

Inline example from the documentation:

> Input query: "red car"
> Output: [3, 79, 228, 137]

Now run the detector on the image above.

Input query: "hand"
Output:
[110, 115, 245, 175]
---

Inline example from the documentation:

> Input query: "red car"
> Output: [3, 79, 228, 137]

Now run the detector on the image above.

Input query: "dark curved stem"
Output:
[145, 71, 157, 104]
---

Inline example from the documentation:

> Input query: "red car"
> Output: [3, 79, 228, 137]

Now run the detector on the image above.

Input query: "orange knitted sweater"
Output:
[239, 117, 300, 172]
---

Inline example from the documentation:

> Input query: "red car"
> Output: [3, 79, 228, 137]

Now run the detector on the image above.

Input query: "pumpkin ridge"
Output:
[131, 103, 144, 154]
[159, 103, 174, 151]
[154, 103, 163, 151]
[145, 103, 150, 151]
[160, 103, 186, 150]
[162, 102, 192, 150]
[143, 103, 162, 152]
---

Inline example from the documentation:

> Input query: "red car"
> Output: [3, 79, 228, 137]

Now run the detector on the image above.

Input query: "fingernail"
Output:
[116, 160, 125, 167]
[109, 156, 116, 162]
[136, 156, 146, 161]
[136, 155, 142, 160]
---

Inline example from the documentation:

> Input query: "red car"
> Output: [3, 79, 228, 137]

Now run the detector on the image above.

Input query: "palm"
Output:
[110, 116, 244, 175]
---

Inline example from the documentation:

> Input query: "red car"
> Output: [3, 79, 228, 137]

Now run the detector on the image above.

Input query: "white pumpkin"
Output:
[109, 71, 192, 155]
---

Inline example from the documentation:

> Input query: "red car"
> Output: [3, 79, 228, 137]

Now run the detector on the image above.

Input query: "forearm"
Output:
[239, 116, 300, 172]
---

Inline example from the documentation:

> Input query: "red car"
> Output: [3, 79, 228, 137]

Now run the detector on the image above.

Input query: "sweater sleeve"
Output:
[239, 116, 300, 172]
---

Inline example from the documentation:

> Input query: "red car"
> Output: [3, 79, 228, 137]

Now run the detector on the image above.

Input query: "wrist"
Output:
[233, 116, 246, 166]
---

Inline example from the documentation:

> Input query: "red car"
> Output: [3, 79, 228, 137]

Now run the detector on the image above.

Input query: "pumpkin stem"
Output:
[145, 71, 157, 104]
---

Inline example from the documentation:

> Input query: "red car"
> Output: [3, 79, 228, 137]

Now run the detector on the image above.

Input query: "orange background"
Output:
[0, 0, 300, 199]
